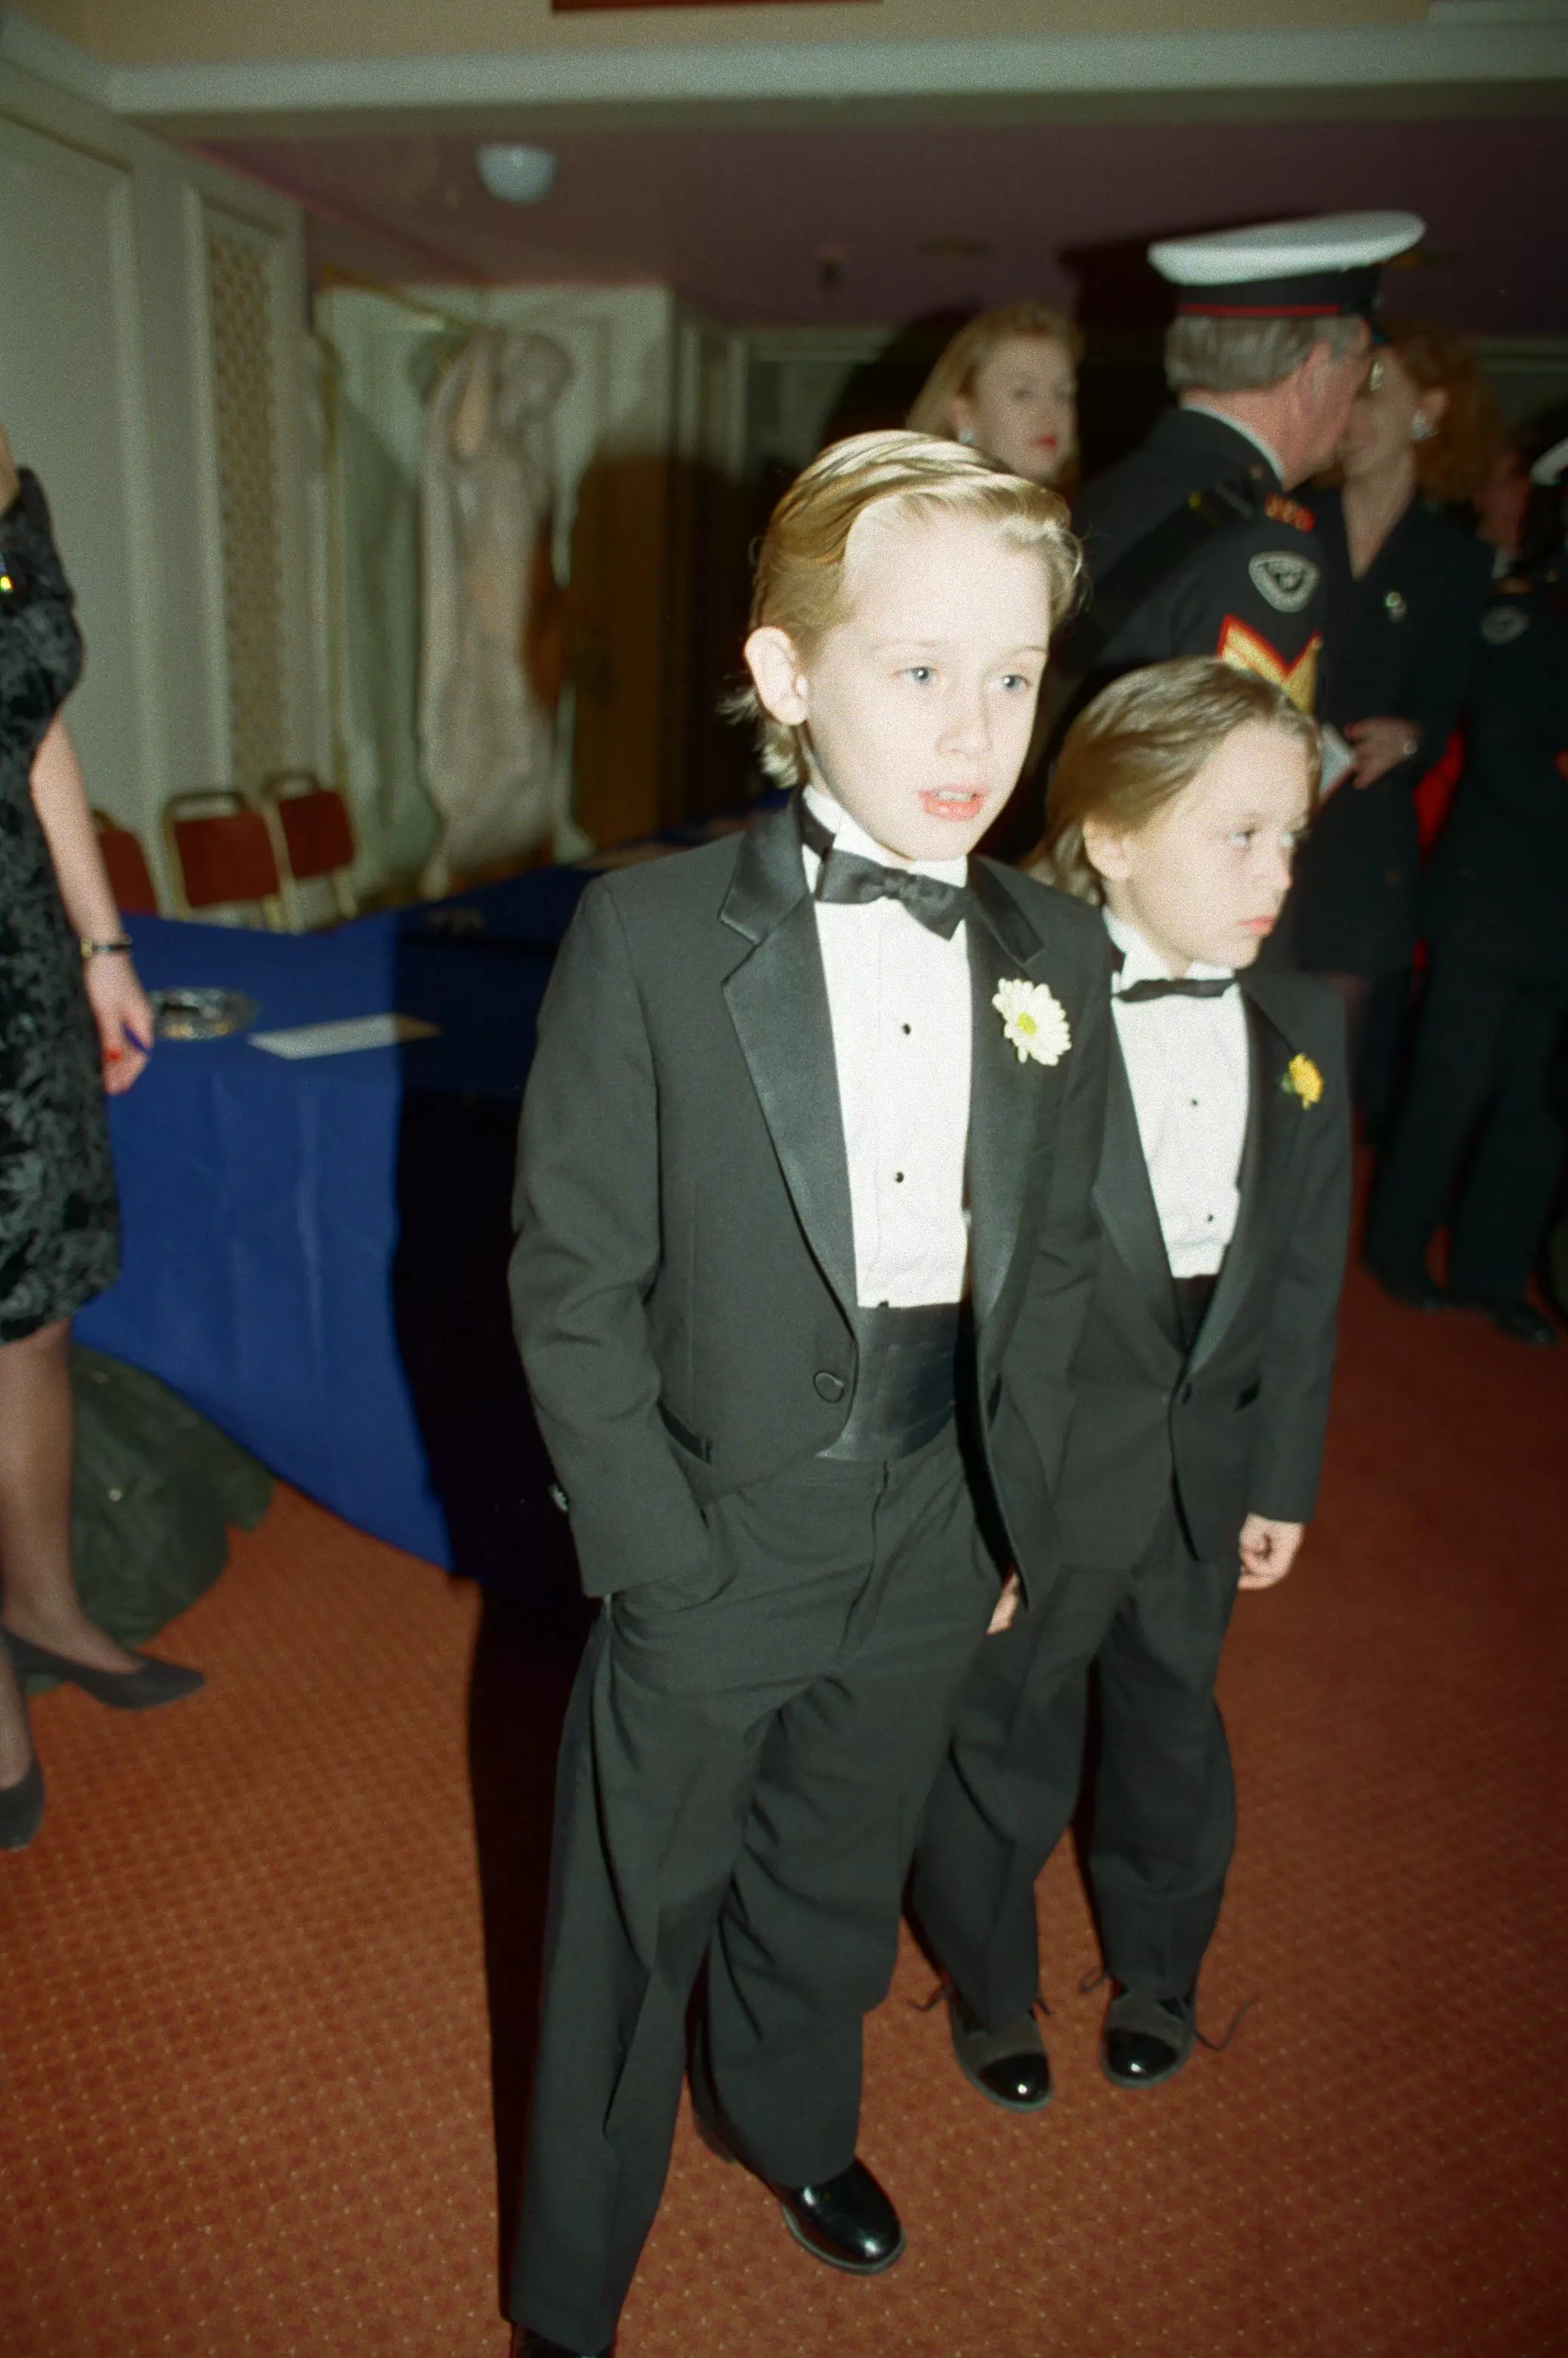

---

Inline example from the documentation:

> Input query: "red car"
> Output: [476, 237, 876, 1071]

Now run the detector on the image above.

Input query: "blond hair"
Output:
[1164, 311, 1365, 396]
[907, 301, 1083, 440]
[731, 429, 1082, 788]
[1033, 658, 1320, 903]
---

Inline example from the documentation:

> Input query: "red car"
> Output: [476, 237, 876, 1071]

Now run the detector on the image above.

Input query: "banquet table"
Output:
[73, 847, 700, 1595]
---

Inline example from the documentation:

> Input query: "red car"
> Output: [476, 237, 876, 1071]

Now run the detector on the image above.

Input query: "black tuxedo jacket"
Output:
[511, 797, 1111, 1602]
[1056, 964, 1350, 1570]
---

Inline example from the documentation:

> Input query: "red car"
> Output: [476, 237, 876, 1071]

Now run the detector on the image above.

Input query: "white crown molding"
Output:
[2, 11, 1565, 128]
[0, 9, 110, 104]
[1428, 4, 1568, 25]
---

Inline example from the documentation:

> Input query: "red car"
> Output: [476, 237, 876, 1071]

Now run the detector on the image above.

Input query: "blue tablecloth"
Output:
[74, 863, 605, 1589]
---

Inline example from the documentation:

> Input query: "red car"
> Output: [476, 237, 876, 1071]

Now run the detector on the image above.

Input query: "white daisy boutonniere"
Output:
[993, 976, 1072, 1067]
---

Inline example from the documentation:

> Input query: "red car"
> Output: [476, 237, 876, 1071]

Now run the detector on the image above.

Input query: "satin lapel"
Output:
[719, 800, 857, 1322]
[965, 862, 1069, 1330]
[1093, 1035, 1183, 1352]
[1188, 988, 1297, 1375]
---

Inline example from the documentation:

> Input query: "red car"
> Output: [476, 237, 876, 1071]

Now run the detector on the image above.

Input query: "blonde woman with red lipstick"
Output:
[908, 301, 1081, 490]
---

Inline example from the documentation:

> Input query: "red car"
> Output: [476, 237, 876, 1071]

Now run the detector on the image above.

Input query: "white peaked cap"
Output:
[1149, 212, 1426, 287]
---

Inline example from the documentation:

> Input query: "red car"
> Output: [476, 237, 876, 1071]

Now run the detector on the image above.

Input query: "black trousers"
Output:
[910, 1507, 1241, 2029]
[510, 1425, 997, 2353]
[1365, 959, 1568, 1306]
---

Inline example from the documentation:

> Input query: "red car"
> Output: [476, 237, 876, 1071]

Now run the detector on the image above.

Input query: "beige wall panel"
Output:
[0, 111, 162, 833]
[0, 53, 322, 896]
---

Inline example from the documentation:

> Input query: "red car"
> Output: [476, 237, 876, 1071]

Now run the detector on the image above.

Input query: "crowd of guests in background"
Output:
[905, 283, 1568, 1349]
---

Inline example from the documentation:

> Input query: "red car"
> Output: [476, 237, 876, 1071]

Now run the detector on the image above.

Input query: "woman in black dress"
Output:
[0, 422, 199, 1853]
[1365, 441, 1568, 1344]
[1289, 319, 1495, 1121]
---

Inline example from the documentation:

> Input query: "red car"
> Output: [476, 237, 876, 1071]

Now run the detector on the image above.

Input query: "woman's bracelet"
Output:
[79, 936, 132, 958]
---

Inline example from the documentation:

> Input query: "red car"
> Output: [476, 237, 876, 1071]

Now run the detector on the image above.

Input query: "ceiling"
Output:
[208, 111, 1568, 334]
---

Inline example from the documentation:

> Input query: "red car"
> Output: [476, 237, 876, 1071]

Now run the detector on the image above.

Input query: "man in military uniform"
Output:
[1059, 213, 1425, 726]
[1364, 438, 1568, 1346]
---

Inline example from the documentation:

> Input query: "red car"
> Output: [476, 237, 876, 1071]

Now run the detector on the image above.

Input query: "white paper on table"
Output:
[1317, 725, 1357, 802]
[248, 1014, 441, 1060]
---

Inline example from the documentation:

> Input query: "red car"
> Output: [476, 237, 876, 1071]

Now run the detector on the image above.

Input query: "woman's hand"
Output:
[29, 720, 151, 1094]
[82, 952, 153, 1095]
[0, 419, 19, 511]
[1346, 716, 1420, 789]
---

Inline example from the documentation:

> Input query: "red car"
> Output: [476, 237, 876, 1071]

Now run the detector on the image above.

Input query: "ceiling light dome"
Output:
[475, 144, 558, 205]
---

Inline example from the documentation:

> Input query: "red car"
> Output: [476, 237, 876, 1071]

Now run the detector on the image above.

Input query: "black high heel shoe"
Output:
[0, 1704, 45, 1852]
[3, 1627, 204, 1711]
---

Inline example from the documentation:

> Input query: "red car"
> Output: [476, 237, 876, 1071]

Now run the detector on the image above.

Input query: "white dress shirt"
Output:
[803, 784, 972, 1307]
[1106, 909, 1250, 1280]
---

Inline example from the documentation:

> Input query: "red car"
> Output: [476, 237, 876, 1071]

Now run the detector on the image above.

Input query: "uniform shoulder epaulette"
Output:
[1264, 493, 1315, 532]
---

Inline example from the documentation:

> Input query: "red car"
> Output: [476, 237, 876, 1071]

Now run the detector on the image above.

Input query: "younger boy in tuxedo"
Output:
[911, 657, 1350, 2106]
[507, 432, 1109, 2356]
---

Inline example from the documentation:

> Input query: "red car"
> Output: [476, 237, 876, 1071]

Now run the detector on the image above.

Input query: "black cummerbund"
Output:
[1173, 1272, 1218, 1355]
[818, 1302, 960, 1463]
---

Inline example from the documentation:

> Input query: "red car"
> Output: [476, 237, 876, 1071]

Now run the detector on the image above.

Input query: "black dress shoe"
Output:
[1101, 1985, 1197, 2090]
[2, 1628, 204, 1710]
[1464, 1298, 1557, 1347]
[1366, 1261, 1446, 1314]
[0, 1750, 45, 1852]
[946, 1987, 1052, 2113]
[776, 2158, 905, 2275]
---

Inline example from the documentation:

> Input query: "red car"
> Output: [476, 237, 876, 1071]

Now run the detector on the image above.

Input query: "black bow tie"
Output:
[801, 801, 973, 940]
[1115, 975, 1236, 1004]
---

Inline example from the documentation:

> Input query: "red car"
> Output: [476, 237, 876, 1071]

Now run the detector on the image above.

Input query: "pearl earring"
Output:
[1411, 414, 1437, 442]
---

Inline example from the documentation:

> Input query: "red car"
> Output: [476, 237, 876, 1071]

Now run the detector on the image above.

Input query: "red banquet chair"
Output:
[163, 791, 286, 929]
[91, 809, 159, 915]
[261, 771, 358, 925]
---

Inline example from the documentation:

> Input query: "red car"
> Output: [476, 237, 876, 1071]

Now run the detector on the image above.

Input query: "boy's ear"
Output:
[1081, 812, 1132, 883]
[744, 627, 810, 726]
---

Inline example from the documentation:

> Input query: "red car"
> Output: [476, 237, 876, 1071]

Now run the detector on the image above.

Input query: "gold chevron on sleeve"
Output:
[1216, 617, 1322, 713]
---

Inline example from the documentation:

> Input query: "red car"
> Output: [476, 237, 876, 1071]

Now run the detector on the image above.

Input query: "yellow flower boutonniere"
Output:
[1282, 1053, 1324, 1109]
[994, 977, 1072, 1066]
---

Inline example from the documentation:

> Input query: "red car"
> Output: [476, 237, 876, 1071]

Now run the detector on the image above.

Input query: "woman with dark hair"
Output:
[0, 421, 200, 1853]
[907, 300, 1081, 490]
[1364, 433, 1568, 1344]
[1288, 318, 1497, 1117]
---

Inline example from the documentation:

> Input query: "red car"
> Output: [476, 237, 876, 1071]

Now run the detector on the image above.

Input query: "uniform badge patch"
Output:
[1249, 551, 1320, 614]
[1480, 608, 1529, 646]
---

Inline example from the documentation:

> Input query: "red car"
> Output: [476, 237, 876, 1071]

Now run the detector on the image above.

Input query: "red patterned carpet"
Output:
[3, 1261, 1566, 2358]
